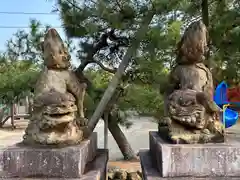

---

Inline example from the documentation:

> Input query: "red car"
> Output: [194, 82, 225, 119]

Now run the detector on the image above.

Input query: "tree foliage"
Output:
[1, 0, 240, 118]
[0, 56, 40, 103]
[0, 0, 236, 160]
[0, 20, 77, 104]
[55, 0, 240, 85]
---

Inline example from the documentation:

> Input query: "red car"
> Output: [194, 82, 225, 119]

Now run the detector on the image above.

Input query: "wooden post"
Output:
[25, 96, 29, 114]
[28, 97, 33, 115]
[0, 105, 6, 124]
[104, 112, 108, 149]
[10, 103, 15, 129]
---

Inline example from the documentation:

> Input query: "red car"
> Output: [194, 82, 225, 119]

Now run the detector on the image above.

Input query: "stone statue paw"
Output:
[159, 117, 171, 127]
[171, 135, 182, 144]
[207, 120, 224, 134]
[170, 134, 192, 144]
[77, 117, 88, 126]
[199, 133, 212, 143]
[79, 126, 91, 138]
[201, 128, 211, 135]
[170, 133, 201, 144]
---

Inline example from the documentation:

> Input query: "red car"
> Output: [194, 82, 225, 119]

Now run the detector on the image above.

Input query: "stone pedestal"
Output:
[0, 132, 108, 179]
[140, 131, 240, 179]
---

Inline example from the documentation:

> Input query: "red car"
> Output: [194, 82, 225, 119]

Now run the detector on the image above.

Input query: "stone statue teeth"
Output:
[191, 116, 196, 123]
[186, 117, 191, 123]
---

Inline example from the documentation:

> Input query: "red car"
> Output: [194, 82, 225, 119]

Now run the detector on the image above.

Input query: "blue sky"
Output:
[0, 0, 65, 49]
[0, 0, 78, 63]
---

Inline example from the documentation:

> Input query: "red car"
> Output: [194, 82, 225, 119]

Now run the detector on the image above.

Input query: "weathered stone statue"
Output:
[0, 29, 108, 180]
[23, 28, 87, 145]
[158, 20, 224, 144]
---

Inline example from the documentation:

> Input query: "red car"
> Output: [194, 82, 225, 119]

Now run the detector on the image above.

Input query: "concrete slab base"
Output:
[0, 133, 97, 178]
[149, 131, 240, 178]
[140, 150, 240, 180]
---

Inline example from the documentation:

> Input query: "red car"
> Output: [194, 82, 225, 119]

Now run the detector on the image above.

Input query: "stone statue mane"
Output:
[41, 28, 71, 69]
[176, 20, 209, 64]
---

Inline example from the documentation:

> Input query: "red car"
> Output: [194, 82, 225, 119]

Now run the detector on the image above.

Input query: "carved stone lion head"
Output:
[176, 20, 209, 64]
[41, 28, 71, 69]
[168, 89, 206, 129]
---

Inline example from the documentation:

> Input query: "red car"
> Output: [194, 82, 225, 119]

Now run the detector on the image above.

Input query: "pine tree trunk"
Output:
[74, 72, 137, 160]
[201, 0, 210, 68]
[201, 0, 209, 27]
[10, 103, 15, 129]
[105, 113, 137, 160]
[74, 10, 154, 161]
[0, 107, 5, 124]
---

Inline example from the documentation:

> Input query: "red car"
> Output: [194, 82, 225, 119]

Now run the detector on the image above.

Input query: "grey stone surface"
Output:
[150, 131, 240, 177]
[140, 150, 240, 180]
[84, 149, 108, 180]
[0, 132, 97, 178]
[0, 149, 108, 180]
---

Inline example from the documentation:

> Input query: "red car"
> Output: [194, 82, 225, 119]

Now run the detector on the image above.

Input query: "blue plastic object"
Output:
[222, 108, 239, 128]
[214, 81, 239, 128]
[214, 81, 229, 107]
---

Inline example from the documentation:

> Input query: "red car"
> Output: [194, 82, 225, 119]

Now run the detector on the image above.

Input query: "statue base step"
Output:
[140, 150, 240, 180]
[149, 131, 240, 178]
[0, 132, 98, 178]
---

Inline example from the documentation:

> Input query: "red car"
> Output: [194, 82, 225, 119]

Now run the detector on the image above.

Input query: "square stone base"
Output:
[0, 149, 108, 180]
[140, 150, 240, 180]
[150, 131, 240, 177]
[0, 133, 97, 178]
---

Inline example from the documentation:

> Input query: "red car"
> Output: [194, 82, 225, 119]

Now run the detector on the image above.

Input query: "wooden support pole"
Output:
[104, 112, 108, 149]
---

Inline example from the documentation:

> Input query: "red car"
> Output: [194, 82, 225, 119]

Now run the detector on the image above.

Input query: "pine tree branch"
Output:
[64, 0, 81, 11]
[91, 60, 117, 73]
[76, 29, 129, 72]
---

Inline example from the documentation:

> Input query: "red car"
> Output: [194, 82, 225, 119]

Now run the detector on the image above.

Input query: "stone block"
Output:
[149, 131, 240, 177]
[139, 150, 240, 180]
[84, 149, 108, 180]
[0, 132, 97, 178]
[0, 149, 108, 180]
